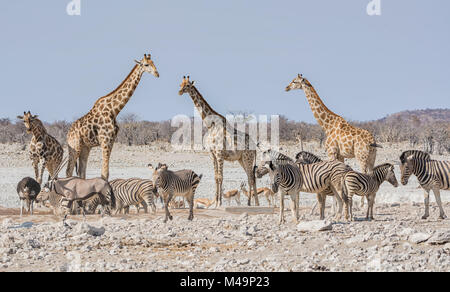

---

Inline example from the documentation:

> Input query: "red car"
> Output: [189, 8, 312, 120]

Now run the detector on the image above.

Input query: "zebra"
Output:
[400, 150, 449, 219]
[263, 161, 302, 224]
[296, 150, 367, 212]
[257, 148, 351, 220]
[149, 163, 202, 223]
[342, 163, 398, 221]
[109, 178, 157, 215]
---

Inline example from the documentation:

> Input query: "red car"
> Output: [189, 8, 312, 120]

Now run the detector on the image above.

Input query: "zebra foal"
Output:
[342, 163, 398, 221]
[149, 163, 202, 223]
[400, 150, 449, 219]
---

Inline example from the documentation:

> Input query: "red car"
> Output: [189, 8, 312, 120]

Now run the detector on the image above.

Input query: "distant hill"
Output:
[378, 108, 450, 124]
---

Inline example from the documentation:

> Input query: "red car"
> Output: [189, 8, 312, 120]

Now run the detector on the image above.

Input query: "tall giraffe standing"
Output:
[178, 76, 259, 207]
[286, 74, 381, 174]
[17, 111, 64, 184]
[66, 54, 159, 180]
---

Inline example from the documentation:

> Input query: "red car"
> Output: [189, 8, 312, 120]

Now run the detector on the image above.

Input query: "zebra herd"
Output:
[16, 149, 449, 224]
[255, 148, 449, 224]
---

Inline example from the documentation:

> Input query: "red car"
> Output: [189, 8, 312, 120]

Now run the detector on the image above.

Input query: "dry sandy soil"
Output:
[0, 142, 449, 272]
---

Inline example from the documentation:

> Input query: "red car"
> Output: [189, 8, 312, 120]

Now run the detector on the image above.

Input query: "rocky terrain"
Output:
[0, 142, 449, 272]
[0, 202, 449, 272]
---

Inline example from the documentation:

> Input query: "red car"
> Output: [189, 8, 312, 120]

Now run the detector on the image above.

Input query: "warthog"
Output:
[42, 176, 115, 216]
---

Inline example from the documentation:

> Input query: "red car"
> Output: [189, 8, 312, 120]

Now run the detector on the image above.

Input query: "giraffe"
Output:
[17, 111, 64, 185]
[285, 74, 381, 174]
[66, 53, 159, 180]
[178, 76, 259, 207]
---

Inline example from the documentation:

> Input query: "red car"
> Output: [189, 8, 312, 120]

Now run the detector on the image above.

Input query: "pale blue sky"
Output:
[0, 1, 449, 123]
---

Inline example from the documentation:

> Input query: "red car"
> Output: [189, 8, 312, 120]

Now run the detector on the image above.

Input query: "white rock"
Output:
[75, 223, 105, 237]
[408, 233, 431, 244]
[297, 220, 333, 232]
[398, 228, 415, 237]
[428, 231, 450, 245]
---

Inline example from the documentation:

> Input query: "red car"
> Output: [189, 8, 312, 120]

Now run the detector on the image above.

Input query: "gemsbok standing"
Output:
[400, 150, 449, 219]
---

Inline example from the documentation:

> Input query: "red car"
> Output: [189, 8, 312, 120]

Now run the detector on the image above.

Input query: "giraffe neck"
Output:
[30, 119, 47, 140]
[92, 64, 144, 117]
[302, 84, 342, 132]
[188, 86, 226, 127]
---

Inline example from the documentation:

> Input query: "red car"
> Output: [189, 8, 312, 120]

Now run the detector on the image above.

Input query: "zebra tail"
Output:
[198, 174, 203, 181]
[370, 143, 383, 148]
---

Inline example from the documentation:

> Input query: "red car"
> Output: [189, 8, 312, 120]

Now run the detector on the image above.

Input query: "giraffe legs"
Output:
[239, 155, 259, 206]
[215, 156, 224, 207]
[78, 146, 91, 179]
[38, 160, 47, 185]
[66, 145, 80, 178]
[100, 141, 113, 180]
[31, 157, 40, 184]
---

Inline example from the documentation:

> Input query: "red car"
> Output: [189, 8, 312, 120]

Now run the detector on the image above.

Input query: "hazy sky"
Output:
[0, 1, 449, 123]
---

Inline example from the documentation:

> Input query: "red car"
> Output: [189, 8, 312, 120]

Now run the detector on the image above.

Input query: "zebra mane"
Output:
[294, 151, 322, 164]
[373, 163, 393, 172]
[400, 150, 431, 164]
[261, 149, 294, 165]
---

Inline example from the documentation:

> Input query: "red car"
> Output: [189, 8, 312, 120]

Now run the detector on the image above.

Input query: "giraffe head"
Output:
[285, 74, 311, 92]
[134, 53, 159, 77]
[17, 111, 38, 134]
[178, 76, 195, 95]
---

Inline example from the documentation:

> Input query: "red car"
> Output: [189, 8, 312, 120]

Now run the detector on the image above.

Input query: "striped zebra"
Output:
[400, 150, 449, 219]
[342, 163, 398, 221]
[296, 150, 367, 212]
[263, 161, 302, 224]
[106, 178, 157, 215]
[149, 163, 202, 223]
[258, 149, 351, 220]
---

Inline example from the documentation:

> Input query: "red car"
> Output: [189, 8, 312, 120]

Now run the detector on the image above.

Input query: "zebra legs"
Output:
[279, 192, 285, 225]
[289, 192, 299, 224]
[163, 193, 173, 223]
[431, 189, 447, 219]
[422, 189, 430, 219]
[366, 193, 375, 221]
[187, 192, 194, 221]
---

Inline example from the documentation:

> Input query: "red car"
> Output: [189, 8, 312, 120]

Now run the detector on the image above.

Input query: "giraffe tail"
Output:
[370, 143, 383, 148]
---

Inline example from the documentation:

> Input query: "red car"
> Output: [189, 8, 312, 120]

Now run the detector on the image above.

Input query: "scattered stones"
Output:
[408, 233, 432, 244]
[75, 223, 105, 237]
[297, 220, 333, 232]
[428, 231, 450, 245]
